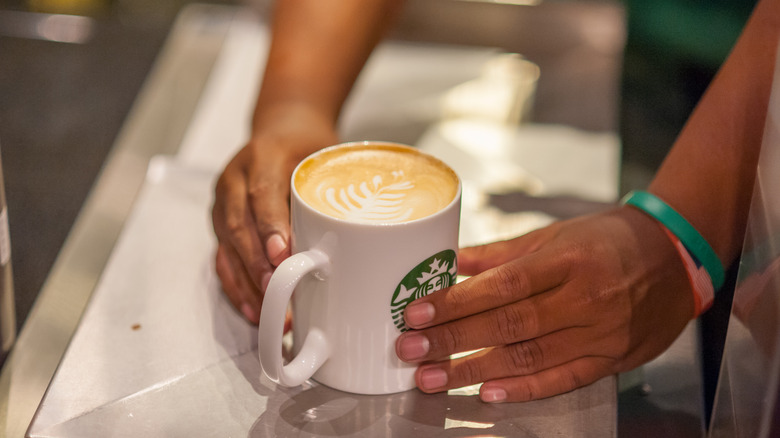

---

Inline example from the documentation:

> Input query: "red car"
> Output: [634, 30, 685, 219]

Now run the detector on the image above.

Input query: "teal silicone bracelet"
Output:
[621, 190, 725, 290]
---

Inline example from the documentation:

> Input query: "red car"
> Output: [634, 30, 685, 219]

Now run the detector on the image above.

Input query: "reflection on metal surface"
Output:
[418, 119, 619, 248]
[272, 374, 614, 437]
[0, 4, 233, 437]
[419, 120, 618, 200]
[446, 350, 484, 397]
[0, 143, 15, 367]
[9, 3, 624, 435]
[444, 417, 493, 429]
[708, 41, 780, 438]
[0, 10, 93, 43]
[441, 54, 540, 125]
[432, 120, 546, 195]
[26, 156, 616, 437]
[447, 384, 482, 396]
[35, 13, 92, 43]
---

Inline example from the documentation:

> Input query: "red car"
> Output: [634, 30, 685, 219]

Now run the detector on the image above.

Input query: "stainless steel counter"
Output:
[0, 3, 634, 436]
[0, 4, 235, 436]
[21, 155, 616, 437]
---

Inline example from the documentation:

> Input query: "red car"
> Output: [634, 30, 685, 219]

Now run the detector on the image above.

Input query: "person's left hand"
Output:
[395, 207, 695, 402]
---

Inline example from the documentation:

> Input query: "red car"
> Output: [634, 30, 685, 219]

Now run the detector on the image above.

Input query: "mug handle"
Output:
[258, 249, 330, 387]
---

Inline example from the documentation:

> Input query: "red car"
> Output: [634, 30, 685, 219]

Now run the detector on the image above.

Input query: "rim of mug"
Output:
[290, 141, 462, 227]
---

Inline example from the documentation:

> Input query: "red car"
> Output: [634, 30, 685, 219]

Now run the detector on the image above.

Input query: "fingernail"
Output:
[420, 367, 448, 390]
[398, 333, 430, 361]
[481, 386, 507, 403]
[241, 302, 258, 323]
[405, 302, 435, 326]
[266, 234, 287, 266]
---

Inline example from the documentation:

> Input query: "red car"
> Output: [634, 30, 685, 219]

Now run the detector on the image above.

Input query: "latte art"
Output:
[295, 144, 459, 223]
[322, 171, 415, 222]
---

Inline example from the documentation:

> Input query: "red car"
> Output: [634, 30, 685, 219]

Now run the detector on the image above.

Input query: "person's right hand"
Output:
[396, 207, 696, 402]
[211, 106, 339, 324]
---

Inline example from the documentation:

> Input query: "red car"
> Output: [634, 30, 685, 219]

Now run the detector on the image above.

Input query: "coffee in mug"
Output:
[258, 142, 461, 394]
[294, 144, 459, 223]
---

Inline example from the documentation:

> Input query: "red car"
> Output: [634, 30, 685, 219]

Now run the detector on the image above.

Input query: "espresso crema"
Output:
[294, 144, 459, 223]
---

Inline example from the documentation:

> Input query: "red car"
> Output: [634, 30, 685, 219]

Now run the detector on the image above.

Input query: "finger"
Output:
[213, 166, 271, 291]
[215, 244, 264, 324]
[245, 157, 293, 267]
[414, 346, 614, 403]
[479, 357, 614, 403]
[411, 327, 609, 392]
[458, 225, 557, 275]
[404, 248, 570, 329]
[398, 287, 597, 362]
[284, 308, 293, 334]
[215, 244, 241, 310]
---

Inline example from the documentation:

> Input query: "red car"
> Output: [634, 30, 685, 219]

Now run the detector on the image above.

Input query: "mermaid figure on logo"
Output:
[391, 250, 458, 332]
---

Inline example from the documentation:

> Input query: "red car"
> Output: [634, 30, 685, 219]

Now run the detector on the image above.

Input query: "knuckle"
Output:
[490, 263, 528, 302]
[436, 323, 470, 354]
[443, 281, 475, 309]
[223, 213, 246, 237]
[246, 178, 283, 206]
[512, 379, 538, 402]
[563, 368, 585, 391]
[559, 239, 598, 272]
[505, 340, 545, 374]
[491, 304, 537, 343]
[246, 181, 268, 203]
[455, 358, 487, 385]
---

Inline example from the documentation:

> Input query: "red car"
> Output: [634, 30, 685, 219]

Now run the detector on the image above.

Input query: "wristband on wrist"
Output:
[621, 190, 725, 291]
[660, 227, 715, 317]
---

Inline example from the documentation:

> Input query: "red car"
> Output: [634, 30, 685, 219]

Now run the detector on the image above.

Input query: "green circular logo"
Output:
[390, 249, 457, 332]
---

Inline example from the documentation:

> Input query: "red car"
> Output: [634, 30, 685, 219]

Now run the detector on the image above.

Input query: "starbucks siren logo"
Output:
[391, 249, 457, 332]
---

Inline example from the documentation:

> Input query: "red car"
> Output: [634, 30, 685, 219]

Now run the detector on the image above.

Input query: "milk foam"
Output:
[295, 145, 458, 223]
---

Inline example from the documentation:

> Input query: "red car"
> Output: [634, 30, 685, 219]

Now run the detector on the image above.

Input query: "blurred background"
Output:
[0, 0, 757, 352]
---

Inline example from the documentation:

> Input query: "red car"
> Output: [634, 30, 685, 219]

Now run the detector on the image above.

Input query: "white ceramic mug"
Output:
[258, 142, 461, 394]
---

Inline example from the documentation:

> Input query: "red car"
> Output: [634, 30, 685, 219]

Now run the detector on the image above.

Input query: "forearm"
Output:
[253, 0, 404, 132]
[649, 0, 780, 268]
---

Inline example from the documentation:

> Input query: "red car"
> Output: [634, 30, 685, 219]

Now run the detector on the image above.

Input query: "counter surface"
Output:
[2, 3, 643, 436]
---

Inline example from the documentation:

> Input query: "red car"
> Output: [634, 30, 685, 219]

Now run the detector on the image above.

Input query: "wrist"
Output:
[621, 191, 720, 318]
[252, 99, 338, 134]
[621, 190, 724, 291]
[246, 101, 340, 174]
[617, 206, 699, 319]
